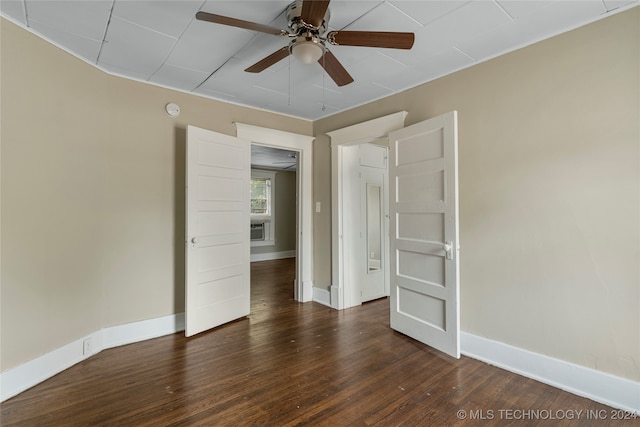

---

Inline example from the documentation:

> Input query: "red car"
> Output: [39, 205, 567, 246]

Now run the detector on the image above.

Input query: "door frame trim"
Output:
[235, 123, 315, 302]
[327, 111, 407, 309]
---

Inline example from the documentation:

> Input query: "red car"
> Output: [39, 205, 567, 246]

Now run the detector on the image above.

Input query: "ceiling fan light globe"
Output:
[292, 41, 324, 64]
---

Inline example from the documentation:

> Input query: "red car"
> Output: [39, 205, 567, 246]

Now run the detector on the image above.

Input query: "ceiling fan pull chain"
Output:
[288, 54, 292, 107]
[321, 53, 326, 112]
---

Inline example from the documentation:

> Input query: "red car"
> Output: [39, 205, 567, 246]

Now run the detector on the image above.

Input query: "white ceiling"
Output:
[1, 0, 637, 120]
[251, 145, 298, 170]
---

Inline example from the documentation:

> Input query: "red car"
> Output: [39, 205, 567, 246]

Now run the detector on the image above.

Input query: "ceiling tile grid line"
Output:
[1, 0, 638, 120]
[95, 0, 116, 66]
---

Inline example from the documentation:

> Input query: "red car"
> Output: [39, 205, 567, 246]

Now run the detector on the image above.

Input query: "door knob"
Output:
[191, 237, 199, 244]
[443, 241, 453, 260]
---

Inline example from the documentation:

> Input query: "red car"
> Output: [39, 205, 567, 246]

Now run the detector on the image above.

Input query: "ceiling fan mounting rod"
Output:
[289, 16, 323, 36]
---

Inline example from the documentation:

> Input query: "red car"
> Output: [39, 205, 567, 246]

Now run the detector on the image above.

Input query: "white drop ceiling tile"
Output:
[455, 20, 528, 60]
[1, 0, 26, 25]
[343, 50, 408, 85]
[326, 1, 382, 30]
[389, 0, 470, 26]
[341, 1, 423, 33]
[166, 21, 254, 73]
[29, 19, 102, 62]
[251, 71, 301, 101]
[257, 61, 326, 93]
[385, 1, 507, 66]
[99, 16, 177, 78]
[264, 97, 337, 120]
[194, 86, 239, 104]
[603, 0, 639, 10]
[299, 79, 343, 104]
[418, 47, 476, 80]
[196, 58, 267, 97]
[530, 0, 608, 24]
[369, 63, 431, 92]
[422, 0, 513, 46]
[243, 84, 290, 108]
[26, 0, 111, 41]
[199, 1, 290, 25]
[325, 44, 377, 67]
[457, 0, 608, 60]
[149, 64, 210, 91]
[280, 89, 342, 115]
[495, 1, 556, 19]
[273, 77, 337, 111]
[319, 79, 393, 108]
[112, 1, 202, 38]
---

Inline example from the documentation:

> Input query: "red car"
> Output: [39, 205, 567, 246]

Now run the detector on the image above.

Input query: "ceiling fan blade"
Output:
[245, 47, 291, 73]
[196, 11, 286, 36]
[301, 0, 330, 28]
[318, 50, 354, 87]
[327, 31, 415, 49]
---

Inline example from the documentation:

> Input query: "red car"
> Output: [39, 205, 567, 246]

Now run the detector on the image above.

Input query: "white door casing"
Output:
[328, 111, 408, 309]
[388, 111, 460, 358]
[185, 125, 251, 337]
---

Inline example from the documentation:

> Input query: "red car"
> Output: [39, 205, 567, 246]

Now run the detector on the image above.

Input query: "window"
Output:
[251, 176, 271, 216]
[251, 170, 276, 246]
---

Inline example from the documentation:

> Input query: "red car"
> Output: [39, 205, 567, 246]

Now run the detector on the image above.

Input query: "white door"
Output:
[388, 111, 460, 358]
[185, 125, 251, 337]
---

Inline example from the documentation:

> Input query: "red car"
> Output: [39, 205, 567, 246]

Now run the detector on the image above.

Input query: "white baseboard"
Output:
[250, 250, 295, 262]
[103, 313, 185, 349]
[461, 332, 640, 414]
[0, 313, 185, 402]
[4, 315, 638, 414]
[313, 287, 332, 307]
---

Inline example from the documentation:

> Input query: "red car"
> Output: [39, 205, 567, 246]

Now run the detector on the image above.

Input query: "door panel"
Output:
[185, 125, 250, 337]
[389, 111, 460, 358]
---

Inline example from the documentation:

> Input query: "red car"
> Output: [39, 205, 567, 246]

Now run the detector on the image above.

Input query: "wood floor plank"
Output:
[2, 258, 637, 426]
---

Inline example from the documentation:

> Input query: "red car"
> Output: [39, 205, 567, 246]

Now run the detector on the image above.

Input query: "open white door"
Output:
[388, 111, 460, 358]
[185, 125, 250, 337]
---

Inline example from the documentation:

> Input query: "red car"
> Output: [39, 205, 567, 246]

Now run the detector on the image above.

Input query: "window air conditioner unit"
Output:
[251, 222, 265, 241]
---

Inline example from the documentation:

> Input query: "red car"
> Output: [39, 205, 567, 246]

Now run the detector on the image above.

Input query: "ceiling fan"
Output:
[272, 153, 298, 169]
[196, 0, 415, 87]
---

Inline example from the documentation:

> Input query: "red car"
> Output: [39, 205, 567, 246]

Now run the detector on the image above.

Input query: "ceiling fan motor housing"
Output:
[286, 0, 329, 35]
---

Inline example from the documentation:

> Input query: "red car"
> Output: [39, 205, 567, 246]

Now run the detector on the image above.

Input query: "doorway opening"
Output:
[236, 123, 314, 303]
[328, 112, 408, 309]
[250, 145, 299, 300]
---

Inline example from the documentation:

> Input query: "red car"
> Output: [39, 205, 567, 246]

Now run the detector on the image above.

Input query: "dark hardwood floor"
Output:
[2, 258, 636, 426]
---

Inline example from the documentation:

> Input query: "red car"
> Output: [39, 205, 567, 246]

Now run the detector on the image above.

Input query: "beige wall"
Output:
[0, 18, 311, 371]
[314, 8, 639, 382]
[250, 169, 297, 255]
[2, 7, 638, 386]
